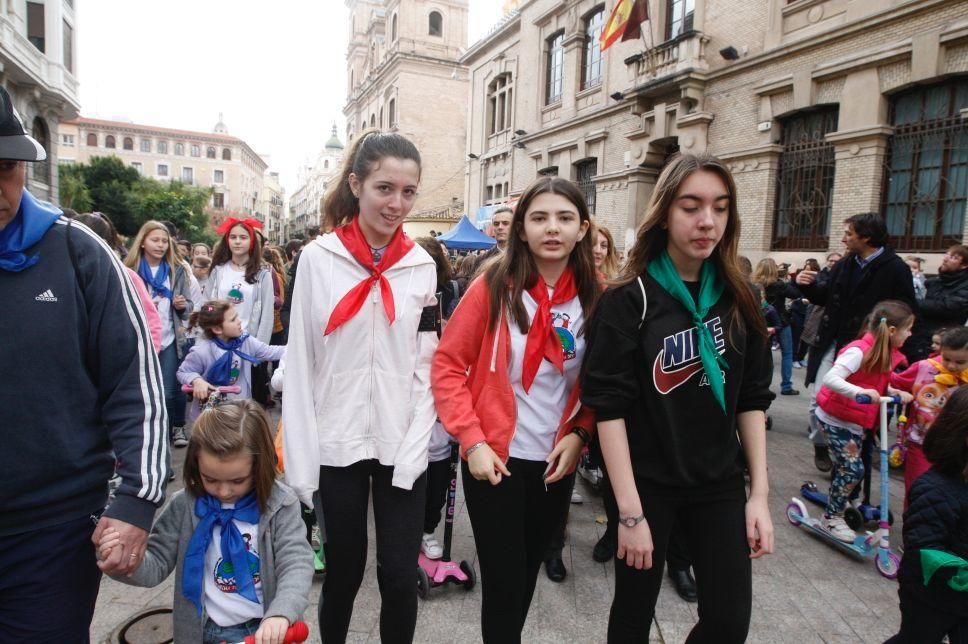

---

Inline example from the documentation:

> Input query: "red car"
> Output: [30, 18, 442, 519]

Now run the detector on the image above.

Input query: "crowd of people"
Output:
[1, 84, 967, 644]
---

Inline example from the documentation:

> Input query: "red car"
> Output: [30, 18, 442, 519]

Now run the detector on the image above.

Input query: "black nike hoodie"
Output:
[580, 273, 775, 489]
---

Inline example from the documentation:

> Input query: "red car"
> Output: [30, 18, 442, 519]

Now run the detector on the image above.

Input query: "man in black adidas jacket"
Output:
[796, 212, 916, 470]
[0, 87, 168, 640]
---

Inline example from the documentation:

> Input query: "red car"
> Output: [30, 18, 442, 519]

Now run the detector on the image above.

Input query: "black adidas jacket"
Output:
[580, 274, 774, 489]
[0, 217, 169, 535]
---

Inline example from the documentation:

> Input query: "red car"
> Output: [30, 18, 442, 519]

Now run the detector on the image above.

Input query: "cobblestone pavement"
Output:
[91, 367, 906, 643]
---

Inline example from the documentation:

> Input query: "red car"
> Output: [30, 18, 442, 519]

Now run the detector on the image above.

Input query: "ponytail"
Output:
[860, 300, 914, 373]
[323, 129, 422, 230]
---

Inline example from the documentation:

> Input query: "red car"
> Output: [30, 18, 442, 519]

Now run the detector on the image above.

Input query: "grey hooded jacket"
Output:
[114, 480, 313, 643]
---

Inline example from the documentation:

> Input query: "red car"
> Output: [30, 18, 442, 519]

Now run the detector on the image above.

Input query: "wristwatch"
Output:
[618, 514, 646, 528]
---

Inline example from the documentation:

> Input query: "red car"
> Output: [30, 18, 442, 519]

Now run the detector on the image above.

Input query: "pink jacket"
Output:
[817, 333, 905, 428]
[124, 267, 162, 353]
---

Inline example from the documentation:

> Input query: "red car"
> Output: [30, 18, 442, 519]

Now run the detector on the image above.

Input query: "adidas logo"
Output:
[35, 289, 58, 302]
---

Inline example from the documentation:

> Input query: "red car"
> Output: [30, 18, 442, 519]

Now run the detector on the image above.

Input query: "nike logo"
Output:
[653, 352, 704, 394]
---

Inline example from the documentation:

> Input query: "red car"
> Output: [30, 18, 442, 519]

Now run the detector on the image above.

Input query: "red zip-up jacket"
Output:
[431, 276, 596, 465]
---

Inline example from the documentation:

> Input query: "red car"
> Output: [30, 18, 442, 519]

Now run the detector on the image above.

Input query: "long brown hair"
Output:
[751, 257, 779, 289]
[322, 129, 422, 230]
[485, 176, 599, 333]
[184, 399, 278, 513]
[124, 220, 180, 275]
[859, 300, 914, 373]
[188, 299, 233, 339]
[616, 154, 764, 337]
[211, 223, 265, 284]
[415, 236, 453, 288]
[592, 221, 621, 279]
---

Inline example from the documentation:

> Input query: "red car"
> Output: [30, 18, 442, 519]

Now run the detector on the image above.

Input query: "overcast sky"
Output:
[76, 0, 505, 195]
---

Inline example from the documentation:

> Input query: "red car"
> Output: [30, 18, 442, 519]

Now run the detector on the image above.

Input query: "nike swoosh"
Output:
[653, 352, 704, 394]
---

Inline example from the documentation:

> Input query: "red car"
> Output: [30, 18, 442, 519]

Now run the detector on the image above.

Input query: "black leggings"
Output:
[423, 457, 452, 534]
[462, 457, 574, 644]
[316, 460, 427, 644]
[885, 586, 968, 643]
[608, 479, 751, 644]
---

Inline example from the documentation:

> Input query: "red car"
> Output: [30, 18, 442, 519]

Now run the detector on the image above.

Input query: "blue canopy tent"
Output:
[438, 215, 497, 251]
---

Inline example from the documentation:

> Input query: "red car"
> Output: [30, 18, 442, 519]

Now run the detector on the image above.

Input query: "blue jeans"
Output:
[778, 325, 794, 391]
[158, 342, 185, 429]
[202, 617, 260, 644]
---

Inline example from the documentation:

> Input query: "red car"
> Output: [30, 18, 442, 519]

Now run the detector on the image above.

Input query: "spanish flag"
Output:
[600, 0, 649, 51]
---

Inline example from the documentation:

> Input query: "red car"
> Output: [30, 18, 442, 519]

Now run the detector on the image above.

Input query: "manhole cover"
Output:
[117, 607, 173, 644]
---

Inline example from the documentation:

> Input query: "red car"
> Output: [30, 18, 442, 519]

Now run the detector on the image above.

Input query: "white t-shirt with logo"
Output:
[149, 264, 174, 349]
[203, 509, 264, 627]
[215, 265, 255, 331]
[508, 290, 585, 461]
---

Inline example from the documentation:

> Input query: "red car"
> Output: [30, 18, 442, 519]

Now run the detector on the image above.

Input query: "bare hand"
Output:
[796, 270, 817, 286]
[746, 495, 774, 559]
[97, 528, 122, 560]
[192, 378, 215, 401]
[92, 518, 148, 576]
[544, 433, 583, 485]
[617, 520, 654, 569]
[254, 616, 290, 644]
[860, 388, 882, 403]
[467, 443, 511, 485]
[888, 387, 914, 405]
[172, 295, 187, 312]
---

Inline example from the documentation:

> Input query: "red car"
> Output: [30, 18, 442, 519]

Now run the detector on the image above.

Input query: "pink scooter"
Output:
[417, 442, 476, 598]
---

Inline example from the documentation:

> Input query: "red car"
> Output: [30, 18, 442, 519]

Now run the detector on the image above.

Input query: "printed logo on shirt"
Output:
[553, 312, 576, 361]
[652, 317, 725, 395]
[213, 532, 261, 593]
[34, 289, 58, 302]
[228, 282, 244, 304]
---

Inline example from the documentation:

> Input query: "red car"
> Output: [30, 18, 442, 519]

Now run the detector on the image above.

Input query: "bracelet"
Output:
[570, 426, 591, 445]
[465, 441, 487, 456]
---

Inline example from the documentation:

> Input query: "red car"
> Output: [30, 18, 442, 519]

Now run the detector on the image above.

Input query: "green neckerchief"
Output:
[647, 250, 729, 413]
[921, 549, 968, 592]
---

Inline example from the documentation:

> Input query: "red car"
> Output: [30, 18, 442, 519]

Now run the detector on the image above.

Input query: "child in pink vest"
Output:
[815, 300, 914, 543]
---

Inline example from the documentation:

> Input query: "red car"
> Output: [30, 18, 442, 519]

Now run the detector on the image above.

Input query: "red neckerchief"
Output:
[324, 217, 415, 336]
[521, 266, 578, 393]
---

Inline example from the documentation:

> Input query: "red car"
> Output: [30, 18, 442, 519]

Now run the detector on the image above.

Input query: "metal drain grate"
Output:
[116, 607, 173, 644]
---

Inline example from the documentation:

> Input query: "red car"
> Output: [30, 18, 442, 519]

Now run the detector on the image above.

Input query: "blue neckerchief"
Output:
[182, 491, 261, 615]
[138, 256, 173, 301]
[0, 189, 61, 272]
[205, 334, 261, 386]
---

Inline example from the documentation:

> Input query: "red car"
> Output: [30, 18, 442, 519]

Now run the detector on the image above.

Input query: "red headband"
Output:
[216, 217, 263, 250]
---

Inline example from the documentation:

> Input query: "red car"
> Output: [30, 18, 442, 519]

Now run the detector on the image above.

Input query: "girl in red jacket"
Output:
[816, 299, 914, 543]
[432, 176, 599, 643]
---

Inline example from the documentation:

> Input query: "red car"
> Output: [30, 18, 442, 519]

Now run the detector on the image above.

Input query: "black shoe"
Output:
[781, 388, 800, 395]
[592, 532, 616, 563]
[544, 557, 567, 582]
[814, 445, 832, 473]
[669, 568, 697, 603]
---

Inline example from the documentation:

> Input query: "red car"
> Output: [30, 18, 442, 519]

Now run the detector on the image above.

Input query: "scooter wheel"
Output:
[417, 567, 430, 599]
[844, 507, 863, 531]
[786, 500, 806, 526]
[875, 551, 901, 579]
[459, 560, 476, 591]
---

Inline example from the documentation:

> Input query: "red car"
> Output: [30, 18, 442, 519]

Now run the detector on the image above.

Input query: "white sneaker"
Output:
[421, 532, 443, 559]
[571, 490, 584, 504]
[172, 425, 188, 447]
[821, 514, 856, 543]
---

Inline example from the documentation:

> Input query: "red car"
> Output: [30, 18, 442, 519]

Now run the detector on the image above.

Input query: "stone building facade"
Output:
[344, 0, 468, 233]
[0, 0, 80, 202]
[462, 0, 968, 270]
[288, 125, 345, 239]
[58, 116, 269, 226]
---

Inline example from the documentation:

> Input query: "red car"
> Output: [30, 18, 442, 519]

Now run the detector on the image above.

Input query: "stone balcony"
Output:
[0, 12, 80, 115]
[623, 30, 711, 90]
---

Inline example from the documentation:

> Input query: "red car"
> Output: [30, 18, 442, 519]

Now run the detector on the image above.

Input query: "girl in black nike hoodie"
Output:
[581, 154, 775, 644]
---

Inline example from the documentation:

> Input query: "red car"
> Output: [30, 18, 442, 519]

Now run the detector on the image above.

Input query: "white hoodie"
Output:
[282, 232, 438, 505]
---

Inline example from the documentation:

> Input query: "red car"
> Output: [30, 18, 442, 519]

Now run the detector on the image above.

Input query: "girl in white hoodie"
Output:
[282, 129, 438, 644]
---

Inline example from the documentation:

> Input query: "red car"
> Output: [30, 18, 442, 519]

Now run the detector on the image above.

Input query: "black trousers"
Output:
[423, 457, 452, 534]
[0, 514, 102, 641]
[885, 586, 968, 644]
[462, 458, 574, 644]
[317, 460, 427, 644]
[608, 479, 751, 644]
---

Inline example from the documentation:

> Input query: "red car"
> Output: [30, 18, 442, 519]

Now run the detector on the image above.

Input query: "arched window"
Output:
[31, 117, 50, 184]
[157, 141, 168, 154]
[487, 74, 513, 135]
[86, 132, 97, 146]
[380, 107, 384, 128]
[582, 7, 605, 90]
[222, 148, 232, 161]
[388, 98, 396, 128]
[429, 11, 442, 37]
[370, 114, 376, 127]
[324, 160, 330, 169]
[105, 135, 116, 148]
[122, 137, 133, 150]
[391, 13, 398, 41]
[174, 142, 184, 155]
[206, 146, 216, 159]
[545, 31, 565, 105]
